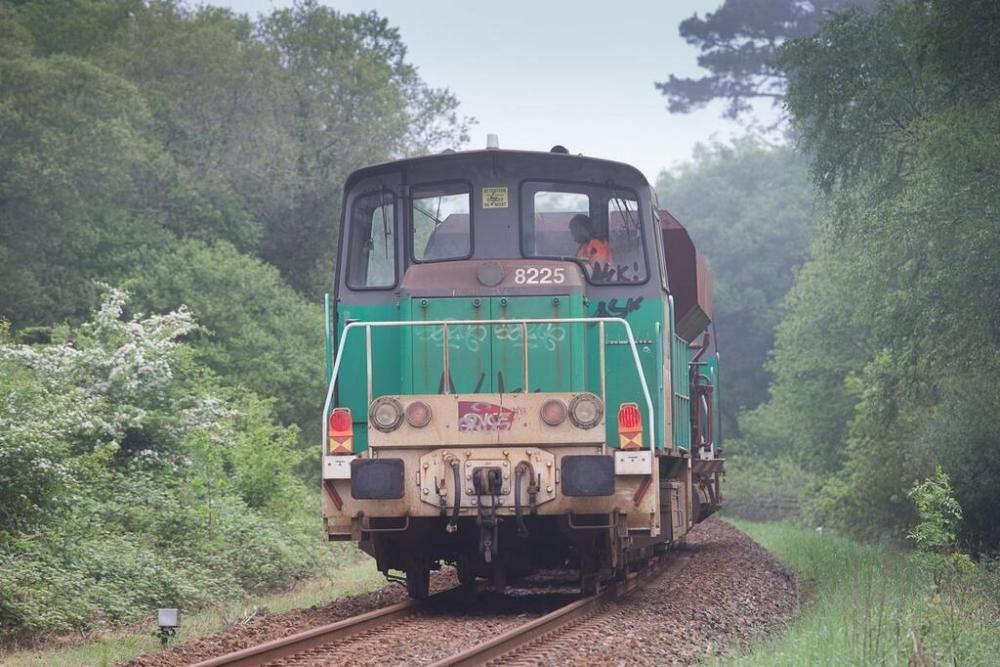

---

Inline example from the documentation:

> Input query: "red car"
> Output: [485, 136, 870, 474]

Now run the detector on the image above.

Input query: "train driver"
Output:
[569, 214, 612, 267]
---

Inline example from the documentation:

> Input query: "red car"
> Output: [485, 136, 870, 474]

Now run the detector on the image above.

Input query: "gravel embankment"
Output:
[501, 517, 798, 665]
[126, 517, 797, 666]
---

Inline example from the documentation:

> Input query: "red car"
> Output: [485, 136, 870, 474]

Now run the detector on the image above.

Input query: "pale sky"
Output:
[218, 0, 756, 183]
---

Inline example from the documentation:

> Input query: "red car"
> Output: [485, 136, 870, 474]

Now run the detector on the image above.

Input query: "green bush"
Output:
[123, 239, 324, 440]
[0, 291, 336, 638]
[720, 455, 816, 522]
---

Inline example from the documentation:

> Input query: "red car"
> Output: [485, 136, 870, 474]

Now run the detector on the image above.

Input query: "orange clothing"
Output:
[577, 239, 612, 264]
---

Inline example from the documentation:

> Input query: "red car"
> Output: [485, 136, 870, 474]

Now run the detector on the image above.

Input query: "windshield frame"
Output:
[517, 178, 651, 287]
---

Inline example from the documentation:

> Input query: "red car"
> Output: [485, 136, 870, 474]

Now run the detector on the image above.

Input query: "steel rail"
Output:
[428, 553, 690, 667]
[189, 596, 424, 667]
[190, 554, 687, 667]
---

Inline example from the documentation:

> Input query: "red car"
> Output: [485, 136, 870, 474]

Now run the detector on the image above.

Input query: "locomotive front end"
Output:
[322, 258, 664, 597]
[322, 148, 721, 597]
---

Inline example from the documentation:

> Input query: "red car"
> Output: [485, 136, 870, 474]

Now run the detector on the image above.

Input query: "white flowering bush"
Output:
[0, 292, 335, 637]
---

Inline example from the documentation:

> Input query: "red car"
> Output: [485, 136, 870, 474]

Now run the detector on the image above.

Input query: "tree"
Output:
[0, 291, 329, 635]
[747, 0, 1000, 547]
[7, 0, 142, 58]
[656, 139, 816, 435]
[0, 53, 166, 327]
[656, 0, 873, 123]
[737, 243, 871, 474]
[5, 0, 472, 299]
[0, 0, 474, 635]
[123, 239, 324, 438]
[253, 1, 470, 295]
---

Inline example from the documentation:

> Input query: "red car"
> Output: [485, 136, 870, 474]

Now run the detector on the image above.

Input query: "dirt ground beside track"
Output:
[126, 517, 798, 666]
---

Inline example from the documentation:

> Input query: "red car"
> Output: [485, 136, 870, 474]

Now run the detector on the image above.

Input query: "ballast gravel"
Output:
[125, 517, 797, 666]
[500, 517, 799, 666]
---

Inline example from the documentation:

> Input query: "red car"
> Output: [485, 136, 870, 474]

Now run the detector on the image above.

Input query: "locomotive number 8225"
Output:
[321, 141, 724, 598]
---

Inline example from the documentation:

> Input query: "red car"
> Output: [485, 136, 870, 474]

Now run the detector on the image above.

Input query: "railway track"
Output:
[191, 554, 689, 667]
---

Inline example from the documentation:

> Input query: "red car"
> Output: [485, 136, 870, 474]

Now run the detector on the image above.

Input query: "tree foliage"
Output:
[250, 2, 469, 292]
[0, 0, 469, 439]
[908, 467, 962, 556]
[123, 240, 325, 435]
[741, 0, 1000, 550]
[656, 0, 873, 123]
[0, 53, 165, 327]
[0, 0, 470, 321]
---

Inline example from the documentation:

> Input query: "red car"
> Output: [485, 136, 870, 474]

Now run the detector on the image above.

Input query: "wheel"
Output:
[405, 565, 430, 599]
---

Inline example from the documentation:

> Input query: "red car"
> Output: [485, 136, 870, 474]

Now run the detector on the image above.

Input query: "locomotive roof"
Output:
[344, 148, 651, 191]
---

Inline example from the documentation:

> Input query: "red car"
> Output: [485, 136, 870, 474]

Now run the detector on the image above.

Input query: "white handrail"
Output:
[322, 317, 656, 451]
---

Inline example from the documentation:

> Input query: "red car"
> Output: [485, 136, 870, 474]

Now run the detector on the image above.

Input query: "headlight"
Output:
[569, 393, 603, 429]
[540, 398, 567, 426]
[369, 397, 403, 432]
[405, 400, 432, 428]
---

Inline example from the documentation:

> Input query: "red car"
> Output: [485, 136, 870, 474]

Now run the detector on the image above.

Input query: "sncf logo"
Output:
[458, 401, 515, 432]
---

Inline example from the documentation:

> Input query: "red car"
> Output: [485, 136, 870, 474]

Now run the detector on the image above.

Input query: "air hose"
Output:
[446, 458, 461, 533]
[514, 462, 533, 538]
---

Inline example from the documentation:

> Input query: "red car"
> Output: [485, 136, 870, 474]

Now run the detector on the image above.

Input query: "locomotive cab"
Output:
[322, 147, 723, 598]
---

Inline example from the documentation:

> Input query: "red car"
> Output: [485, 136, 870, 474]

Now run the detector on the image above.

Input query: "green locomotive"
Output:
[322, 143, 723, 598]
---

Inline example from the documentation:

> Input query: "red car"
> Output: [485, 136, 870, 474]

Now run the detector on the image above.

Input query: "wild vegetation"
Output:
[1, 0, 997, 655]
[657, 0, 875, 128]
[0, 290, 341, 636]
[657, 3, 1000, 662]
[746, 0, 999, 551]
[661, 0, 1000, 553]
[0, 0, 466, 639]
[728, 516, 1000, 666]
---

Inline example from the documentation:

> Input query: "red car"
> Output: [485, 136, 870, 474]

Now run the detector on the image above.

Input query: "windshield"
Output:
[411, 183, 472, 262]
[521, 181, 647, 284]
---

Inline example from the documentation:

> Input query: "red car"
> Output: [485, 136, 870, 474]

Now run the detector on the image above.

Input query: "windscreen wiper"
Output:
[413, 202, 445, 226]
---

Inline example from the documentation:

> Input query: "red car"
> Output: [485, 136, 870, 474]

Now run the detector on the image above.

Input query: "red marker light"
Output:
[328, 407, 353, 454]
[329, 408, 352, 434]
[618, 403, 641, 430]
[617, 403, 643, 450]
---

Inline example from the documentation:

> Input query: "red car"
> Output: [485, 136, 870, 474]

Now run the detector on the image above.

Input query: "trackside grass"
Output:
[0, 557, 385, 667]
[723, 519, 1000, 666]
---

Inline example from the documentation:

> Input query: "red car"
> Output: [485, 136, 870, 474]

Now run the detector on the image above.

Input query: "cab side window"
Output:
[347, 191, 396, 289]
[605, 196, 643, 283]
